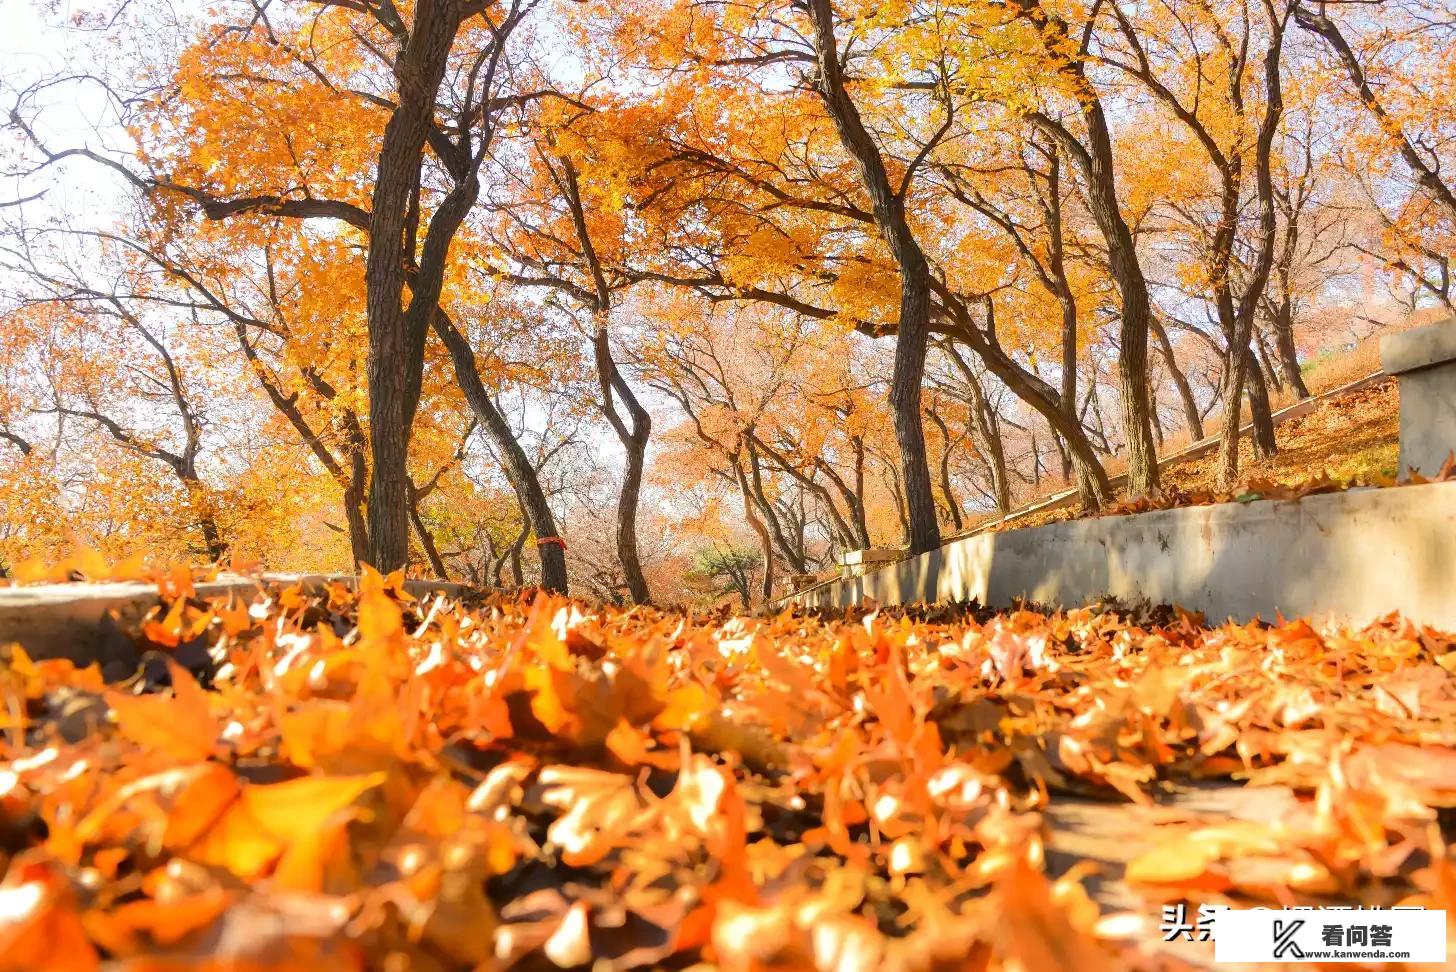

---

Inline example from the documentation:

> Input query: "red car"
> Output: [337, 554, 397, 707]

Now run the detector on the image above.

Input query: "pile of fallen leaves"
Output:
[1094, 450, 1456, 520]
[3, 572, 1456, 970]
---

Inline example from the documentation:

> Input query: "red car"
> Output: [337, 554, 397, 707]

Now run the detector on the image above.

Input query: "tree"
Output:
[1096, 0, 1289, 483]
[479, 103, 657, 601]
[688, 545, 763, 608]
[1006, 0, 1162, 496]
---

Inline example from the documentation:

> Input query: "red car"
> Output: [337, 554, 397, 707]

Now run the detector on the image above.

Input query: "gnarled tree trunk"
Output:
[808, 0, 940, 555]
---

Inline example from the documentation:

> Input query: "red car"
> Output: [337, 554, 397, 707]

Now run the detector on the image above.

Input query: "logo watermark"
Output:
[1158, 904, 1447, 964]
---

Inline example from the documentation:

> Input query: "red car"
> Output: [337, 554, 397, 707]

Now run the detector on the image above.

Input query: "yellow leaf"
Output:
[106, 662, 218, 763]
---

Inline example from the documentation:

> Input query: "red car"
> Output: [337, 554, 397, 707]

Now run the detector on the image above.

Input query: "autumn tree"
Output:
[5, 0, 586, 586]
[1292, 1, 1456, 316]
[1096, 0, 1289, 483]
[477, 100, 658, 602]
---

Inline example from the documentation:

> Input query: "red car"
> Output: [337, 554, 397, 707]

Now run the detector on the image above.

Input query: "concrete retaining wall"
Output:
[792, 481, 1456, 629]
[1382, 318, 1456, 476]
[0, 573, 470, 677]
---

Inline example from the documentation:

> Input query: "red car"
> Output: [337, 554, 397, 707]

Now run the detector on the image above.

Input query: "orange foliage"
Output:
[2, 571, 1456, 967]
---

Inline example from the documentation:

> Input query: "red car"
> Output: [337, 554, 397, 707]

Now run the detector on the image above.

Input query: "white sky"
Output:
[1, 0, 133, 217]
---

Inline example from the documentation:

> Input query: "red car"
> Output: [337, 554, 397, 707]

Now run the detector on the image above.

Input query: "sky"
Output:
[1, 0, 137, 221]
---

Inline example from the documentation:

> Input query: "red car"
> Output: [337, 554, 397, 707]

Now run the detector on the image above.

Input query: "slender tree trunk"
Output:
[485, 530, 502, 589]
[1016, 0, 1159, 495]
[1270, 299, 1310, 398]
[1149, 315, 1205, 439]
[1087, 387, 1112, 454]
[407, 482, 449, 579]
[851, 438, 869, 544]
[509, 527, 526, 589]
[1255, 329, 1282, 393]
[557, 155, 653, 602]
[956, 366, 1011, 514]
[734, 458, 774, 605]
[926, 410, 964, 531]
[808, 0, 939, 555]
[1149, 380, 1165, 448]
[343, 487, 370, 568]
[1220, 9, 1287, 485]
[343, 436, 371, 568]
[1056, 293, 1080, 485]
[1217, 348, 1249, 485]
[434, 313, 568, 592]
[592, 323, 652, 602]
[885, 461, 910, 543]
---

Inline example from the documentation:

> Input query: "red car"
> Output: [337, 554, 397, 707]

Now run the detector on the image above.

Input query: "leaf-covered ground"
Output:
[3, 574, 1456, 970]
[952, 379, 1405, 540]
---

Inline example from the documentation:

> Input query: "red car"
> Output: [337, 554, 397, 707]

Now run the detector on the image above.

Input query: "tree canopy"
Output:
[1, 0, 1452, 603]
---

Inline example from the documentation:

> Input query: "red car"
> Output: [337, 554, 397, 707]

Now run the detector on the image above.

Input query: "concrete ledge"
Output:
[1381, 318, 1456, 375]
[836, 548, 901, 567]
[792, 481, 1456, 630]
[0, 573, 472, 676]
[836, 547, 903, 579]
[1382, 319, 1456, 476]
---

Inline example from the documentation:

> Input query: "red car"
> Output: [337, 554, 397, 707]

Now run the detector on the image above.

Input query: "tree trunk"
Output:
[509, 526, 526, 589]
[734, 458, 775, 605]
[1056, 289, 1080, 485]
[343, 436, 371, 569]
[1217, 347, 1249, 486]
[927, 410, 964, 531]
[1015, 0, 1159, 496]
[343, 485, 370, 569]
[1245, 360, 1278, 459]
[884, 460, 910, 543]
[433, 312, 568, 592]
[592, 323, 652, 603]
[955, 363, 1011, 514]
[1270, 298, 1310, 398]
[1254, 328, 1282, 393]
[1220, 7, 1287, 484]
[1149, 380, 1165, 448]
[851, 438, 870, 544]
[361, 0, 469, 571]
[1149, 315, 1205, 439]
[808, 0, 940, 555]
[407, 482, 449, 579]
